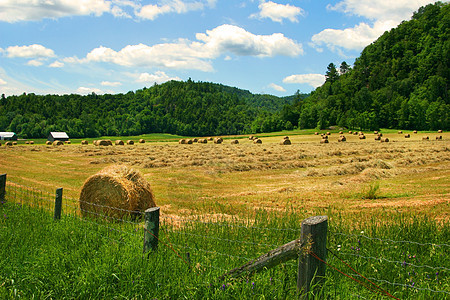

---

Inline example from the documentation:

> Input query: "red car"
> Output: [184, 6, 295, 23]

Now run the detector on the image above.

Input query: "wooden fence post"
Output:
[297, 215, 328, 299]
[54, 188, 63, 220]
[143, 207, 160, 255]
[0, 174, 6, 203]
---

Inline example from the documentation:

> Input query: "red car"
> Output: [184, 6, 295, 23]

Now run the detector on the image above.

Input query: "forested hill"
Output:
[0, 80, 303, 138]
[282, 2, 449, 131]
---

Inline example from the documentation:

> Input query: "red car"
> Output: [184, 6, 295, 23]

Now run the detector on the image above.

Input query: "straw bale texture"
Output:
[127, 140, 134, 145]
[115, 140, 125, 145]
[79, 165, 155, 219]
[139, 139, 145, 143]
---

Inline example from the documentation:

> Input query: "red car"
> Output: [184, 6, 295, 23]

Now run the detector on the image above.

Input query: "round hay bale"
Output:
[314, 132, 319, 135]
[199, 138, 207, 144]
[79, 165, 155, 220]
[46, 141, 52, 145]
[377, 133, 383, 137]
[65, 140, 71, 144]
[53, 140, 64, 146]
[359, 135, 366, 140]
[93, 140, 98, 146]
[374, 131, 378, 134]
[413, 130, 417, 134]
[81, 140, 88, 145]
[29, 141, 34, 145]
[231, 139, 239, 144]
[187, 139, 193, 144]
[127, 140, 134, 145]
[326, 132, 331, 135]
[338, 136, 346, 142]
[207, 137, 213, 141]
[398, 131, 403, 134]
[5, 141, 13, 146]
[438, 130, 443, 133]
[249, 135, 255, 140]
[404, 134, 410, 138]
[380, 138, 389, 143]
[283, 136, 290, 140]
[348, 131, 352, 134]
[374, 136, 381, 141]
[96, 140, 112, 146]
[280, 138, 291, 145]
[320, 139, 329, 144]
[179, 139, 186, 144]
[193, 138, 198, 143]
[422, 136, 429, 140]
[339, 131, 343, 134]
[436, 136, 442, 140]
[322, 135, 328, 140]
[353, 132, 358, 135]
[253, 138, 262, 144]
[12, 141, 17, 145]
[115, 140, 125, 146]
[25, 141, 29, 144]
[139, 139, 145, 144]
[214, 137, 223, 144]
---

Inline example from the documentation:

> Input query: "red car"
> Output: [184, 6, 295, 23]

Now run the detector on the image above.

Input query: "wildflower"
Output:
[252, 282, 255, 289]
[402, 261, 407, 267]
[360, 231, 364, 234]
[221, 284, 226, 291]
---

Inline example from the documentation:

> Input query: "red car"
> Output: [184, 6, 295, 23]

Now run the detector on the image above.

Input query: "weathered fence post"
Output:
[298, 215, 328, 299]
[143, 207, 160, 255]
[54, 188, 63, 220]
[0, 174, 6, 203]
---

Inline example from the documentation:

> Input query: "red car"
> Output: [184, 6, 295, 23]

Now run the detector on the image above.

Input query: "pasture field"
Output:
[0, 129, 448, 223]
[1, 129, 449, 299]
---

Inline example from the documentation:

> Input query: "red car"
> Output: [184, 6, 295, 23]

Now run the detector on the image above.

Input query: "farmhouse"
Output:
[48, 132, 69, 142]
[0, 132, 18, 140]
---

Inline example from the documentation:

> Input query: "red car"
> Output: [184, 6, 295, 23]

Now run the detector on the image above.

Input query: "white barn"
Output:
[0, 132, 18, 140]
[48, 132, 69, 142]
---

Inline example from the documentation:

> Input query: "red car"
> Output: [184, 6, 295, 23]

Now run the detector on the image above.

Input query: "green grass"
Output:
[1, 189, 449, 299]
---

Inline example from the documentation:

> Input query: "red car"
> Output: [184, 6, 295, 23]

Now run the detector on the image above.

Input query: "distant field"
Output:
[1, 129, 449, 224]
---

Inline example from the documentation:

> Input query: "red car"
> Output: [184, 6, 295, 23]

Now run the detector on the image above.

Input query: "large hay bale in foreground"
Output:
[79, 165, 156, 219]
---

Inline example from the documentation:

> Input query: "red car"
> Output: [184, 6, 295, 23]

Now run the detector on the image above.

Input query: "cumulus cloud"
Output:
[268, 83, 286, 92]
[136, 71, 181, 84]
[136, 0, 215, 20]
[250, 1, 304, 23]
[49, 61, 64, 68]
[311, 0, 437, 53]
[101, 81, 122, 86]
[5, 44, 55, 58]
[66, 25, 302, 71]
[27, 59, 45, 67]
[0, 78, 6, 85]
[283, 74, 325, 88]
[0, 0, 111, 22]
[76, 86, 105, 95]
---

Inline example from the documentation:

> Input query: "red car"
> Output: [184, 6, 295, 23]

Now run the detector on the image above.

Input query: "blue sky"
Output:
[0, 0, 444, 97]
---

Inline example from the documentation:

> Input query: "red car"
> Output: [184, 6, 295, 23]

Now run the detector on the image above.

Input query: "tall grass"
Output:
[1, 195, 448, 299]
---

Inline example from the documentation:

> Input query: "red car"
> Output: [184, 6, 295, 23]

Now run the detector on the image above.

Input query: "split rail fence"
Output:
[1, 173, 449, 299]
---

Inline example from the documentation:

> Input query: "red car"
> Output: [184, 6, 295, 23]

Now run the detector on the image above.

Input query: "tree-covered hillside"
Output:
[0, 80, 302, 138]
[282, 2, 449, 131]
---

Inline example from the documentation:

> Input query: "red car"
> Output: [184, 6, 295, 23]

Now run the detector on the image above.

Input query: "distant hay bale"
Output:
[46, 141, 52, 145]
[353, 132, 358, 135]
[53, 140, 64, 146]
[25, 141, 29, 144]
[322, 135, 328, 140]
[339, 131, 343, 134]
[198, 138, 207, 144]
[65, 140, 71, 144]
[231, 139, 239, 144]
[283, 136, 290, 140]
[280, 138, 291, 145]
[404, 134, 410, 138]
[81, 140, 88, 145]
[374, 136, 381, 141]
[12, 142, 17, 145]
[193, 138, 198, 143]
[380, 138, 389, 143]
[179, 139, 186, 144]
[348, 131, 352, 134]
[214, 137, 223, 144]
[249, 135, 255, 140]
[413, 130, 417, 134]
[207, 137, 213, 141]
[438, 130, 443, 133]
[374, 131, 378, 134]
[398, 131, 403, 134]
[253, 138, 262, 144]
[97, 140, 112, 146]
[5, 141, 13, 146]
[436, 136, 442, 140]
[139, 139, 145, 144]
[79, 165, 155, 220]
[377, 133, 383, 137]
[326, 132, 331, 135]
[187, 139, 193, 144]
[359, 135, 366, 140]
[127, 140, 134, 145]
[422, 136, 429, 140]
[29, 141, 34, 144]
[115, 140, 125, 146]
[314, 132, 319, 135]
[338, 136, 346, 142]
[320, 139, 329, 144]
[358, 131, 363, 135]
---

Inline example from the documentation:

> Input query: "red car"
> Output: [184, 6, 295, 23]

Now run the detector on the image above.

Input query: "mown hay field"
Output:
[1, 130, 449, 224]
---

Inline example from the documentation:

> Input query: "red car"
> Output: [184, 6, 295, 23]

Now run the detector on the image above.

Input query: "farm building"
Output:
[48, 132, 69, 142]
[0, 132, 18, 140]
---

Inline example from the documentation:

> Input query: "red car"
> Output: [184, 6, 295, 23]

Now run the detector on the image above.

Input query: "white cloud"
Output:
[311, 0, 437, 53]
[268, 83, 286, 92]
[136, 71, 181, 84]
[27, 59, 44, 67]
[0, 78, 6, 85]
[49, 61, 64, 68]
[283, 74, 325, 88]
[250, 1, 304, 23]
[76, 86, 105, 95]
[66, 25, 302, 71]
[0, 0, 111, 22]
[101, 81, 122, 86]
[6, 44, 55, 58]
[136, 0, 214, 20]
